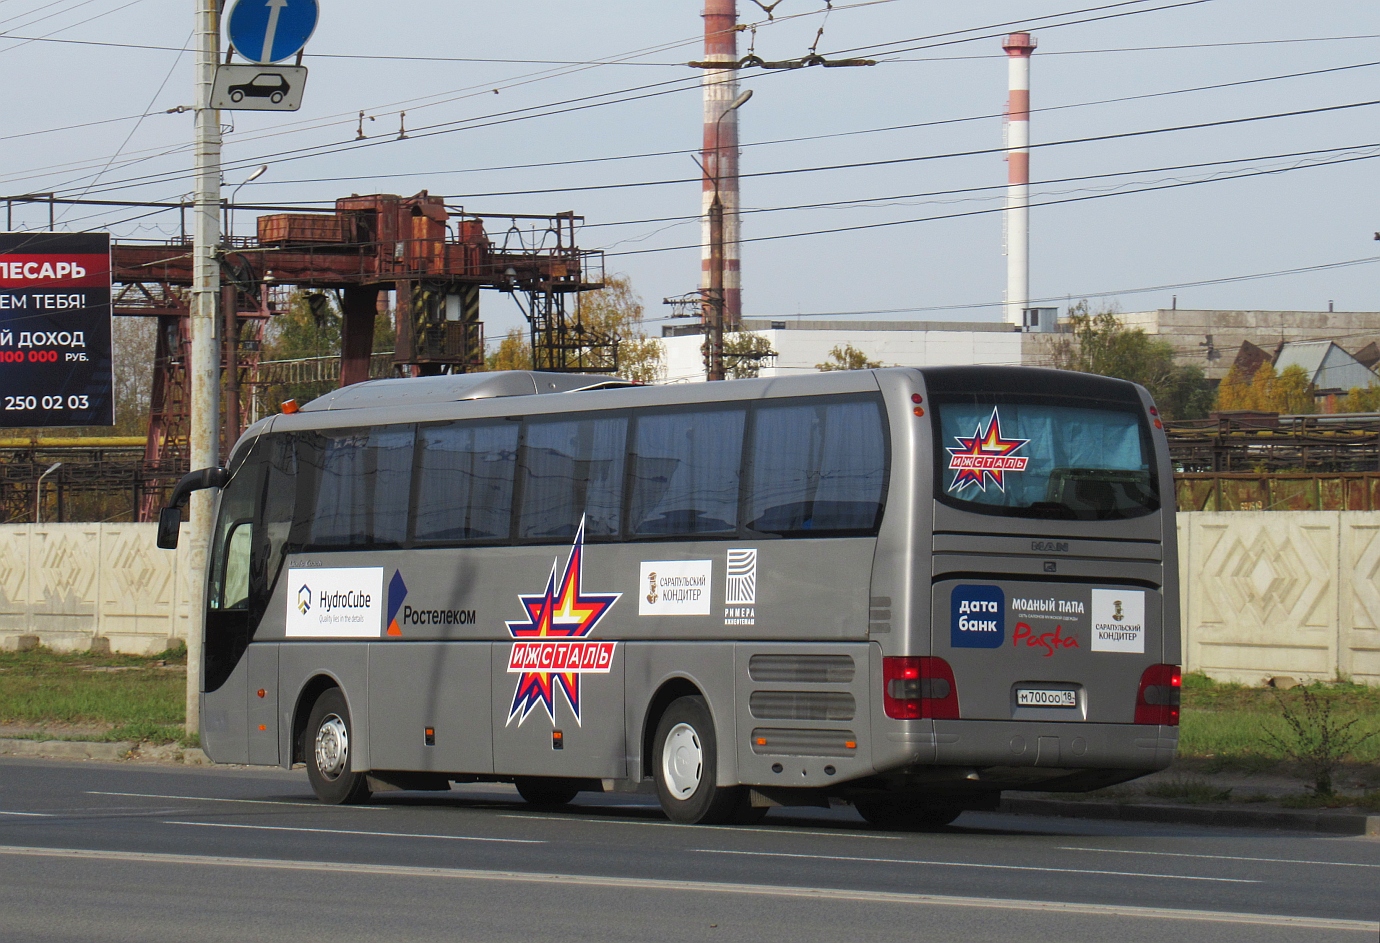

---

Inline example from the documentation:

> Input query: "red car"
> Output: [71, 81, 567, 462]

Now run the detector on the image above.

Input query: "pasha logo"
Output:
[296, 584, 312, 616]
[951, 584, 1005, 648]
[506, 519, 621, 725]
[947, 408, 1030, 492]
[1013, 621, 1080, 657]
[386, 571, 407, 637]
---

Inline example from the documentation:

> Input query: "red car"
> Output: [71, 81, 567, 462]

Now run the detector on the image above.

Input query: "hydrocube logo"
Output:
[951, 584, 1005, 648]
[296, 584, 312, 615]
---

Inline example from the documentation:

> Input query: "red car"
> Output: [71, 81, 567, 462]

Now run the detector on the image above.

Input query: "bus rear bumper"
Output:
[867, 720, 1177, 794]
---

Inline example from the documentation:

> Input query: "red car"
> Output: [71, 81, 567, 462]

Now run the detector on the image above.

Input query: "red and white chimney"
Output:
[1003, 31, 1036, 327]
[702, 0, 742, 328]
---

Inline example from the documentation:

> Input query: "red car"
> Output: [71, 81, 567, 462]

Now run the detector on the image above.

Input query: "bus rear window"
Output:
[933, 396, 1157, 521]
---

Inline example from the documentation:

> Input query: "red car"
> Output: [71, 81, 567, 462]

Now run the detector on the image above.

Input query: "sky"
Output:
[3, 0, 1380, 345]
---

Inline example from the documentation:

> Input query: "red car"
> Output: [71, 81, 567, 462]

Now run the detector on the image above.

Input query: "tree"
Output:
[722, 332, 776, 379]
[485, 328, 530, 372]
[816, 343, 882, 372]
[577, 274, 664, 383]
[1048, 301, 1214, 420]
[1340, 384, 1380, 412]
[1214, 362, 1316, 414]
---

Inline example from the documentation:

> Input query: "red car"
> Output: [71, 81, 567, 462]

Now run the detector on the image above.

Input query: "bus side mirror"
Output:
[157, 507, 183, 550]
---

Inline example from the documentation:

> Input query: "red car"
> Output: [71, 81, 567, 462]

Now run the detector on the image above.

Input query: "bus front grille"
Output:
[749, 691, 856, 721]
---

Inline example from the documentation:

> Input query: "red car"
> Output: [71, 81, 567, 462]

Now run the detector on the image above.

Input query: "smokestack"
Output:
[1003, 31, 1036, 328]
[702, 0, 742, 328]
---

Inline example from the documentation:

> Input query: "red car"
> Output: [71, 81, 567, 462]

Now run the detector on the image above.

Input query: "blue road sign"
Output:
[227, 0, 319, 65]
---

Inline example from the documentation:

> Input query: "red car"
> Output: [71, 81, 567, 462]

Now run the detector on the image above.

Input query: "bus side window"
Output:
[746, 396, 888, 536]
[518, 416, 627, 539]
[415, 421, 519, 542]
[302, 426, 414, 548]
[627, 408, 745, 536]
[221, 523, 252, 610]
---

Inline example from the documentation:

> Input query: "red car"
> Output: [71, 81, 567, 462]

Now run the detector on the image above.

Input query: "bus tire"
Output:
[514, 777, 581, 808]
[305, 689, 372, 805]
[653, 696, 743, 825]
[854, 796, 962, 830]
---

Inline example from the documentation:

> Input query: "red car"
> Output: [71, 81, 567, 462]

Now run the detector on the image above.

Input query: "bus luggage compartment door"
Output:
[935, 576, 1164, 724]
[491, 640, 626, 779]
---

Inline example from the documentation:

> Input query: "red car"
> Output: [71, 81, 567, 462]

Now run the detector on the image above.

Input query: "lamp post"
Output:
[228, 164, 267, 242]
[35, 462, 61, 525]
[703, 88, 752, 381]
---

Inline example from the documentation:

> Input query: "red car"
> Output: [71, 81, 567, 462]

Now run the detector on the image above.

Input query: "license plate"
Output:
[1017, 688, 1077, 708]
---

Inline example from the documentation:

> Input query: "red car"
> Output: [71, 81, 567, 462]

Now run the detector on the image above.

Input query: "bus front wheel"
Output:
[305, 689, 372, 805]
[653, 696, 744, 825]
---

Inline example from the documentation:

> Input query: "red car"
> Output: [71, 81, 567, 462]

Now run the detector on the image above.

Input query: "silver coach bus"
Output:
[159, 366, 1181, 828]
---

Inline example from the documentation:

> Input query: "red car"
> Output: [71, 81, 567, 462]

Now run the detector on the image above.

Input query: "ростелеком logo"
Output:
[296, 584, 312, 615]
[386, 571, 407, 637]
[951, 584, 1005, 648]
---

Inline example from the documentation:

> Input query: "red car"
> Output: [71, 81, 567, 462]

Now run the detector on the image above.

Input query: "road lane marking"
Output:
[1060, 846, 1380, 869]
[0, 844, 1367, 933]
[87, 791, 381, 810]
[0, 812, 50, 817]
[495, 812, 903, 840]
[692, 848, 1259, 883]
[164, 821, 542, 844]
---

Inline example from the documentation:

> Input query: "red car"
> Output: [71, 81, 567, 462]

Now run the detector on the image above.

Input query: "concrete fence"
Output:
[2, 515, 1378, 685]
[0, 523, 199, 655]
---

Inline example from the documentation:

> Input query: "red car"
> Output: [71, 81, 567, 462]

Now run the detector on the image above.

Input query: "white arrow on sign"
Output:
[261, 0, 289, 65]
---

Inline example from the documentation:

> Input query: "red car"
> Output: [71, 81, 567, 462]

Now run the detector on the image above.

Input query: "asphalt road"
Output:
[0, 757, 1376, 943]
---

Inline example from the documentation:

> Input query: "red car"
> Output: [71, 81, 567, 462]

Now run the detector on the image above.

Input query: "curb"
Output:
[1000, 796, 1380, 837]
[0, 738, 212, 766]
[0, 738, 133, 762]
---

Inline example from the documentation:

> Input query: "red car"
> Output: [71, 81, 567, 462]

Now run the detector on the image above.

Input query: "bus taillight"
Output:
[1135, 663, 1181, 726]
[883, 656, 959, 720]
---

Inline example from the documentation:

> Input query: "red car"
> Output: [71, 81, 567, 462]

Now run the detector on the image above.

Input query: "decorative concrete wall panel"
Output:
[1339, 515, 1380, 685]
[0, 525, 30, 634]
[1185, 512, 1338, 683]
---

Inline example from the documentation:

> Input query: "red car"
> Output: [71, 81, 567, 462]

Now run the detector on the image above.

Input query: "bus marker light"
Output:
[280, 399, 299, 414]
[256, 689, 266, 698]
[552, 730, 564, 750]
[424, 727, 435, 746]
[756, 737, 767, 746]
[844, 741, 856, 750]
[911, 394, 922, 404]
[258, 724, 266, 731]
[913, 407, 925, 417]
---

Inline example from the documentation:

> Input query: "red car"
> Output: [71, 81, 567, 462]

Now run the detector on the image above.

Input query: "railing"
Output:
[1174, 472, 1380, 511]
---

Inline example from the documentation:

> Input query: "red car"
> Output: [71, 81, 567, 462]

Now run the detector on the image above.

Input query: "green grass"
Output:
[1179, 673, 1380, 765]
[0, 644, 187, 742]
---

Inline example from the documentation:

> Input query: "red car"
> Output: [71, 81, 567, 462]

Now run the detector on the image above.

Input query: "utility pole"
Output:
[187, 0, 222, 738]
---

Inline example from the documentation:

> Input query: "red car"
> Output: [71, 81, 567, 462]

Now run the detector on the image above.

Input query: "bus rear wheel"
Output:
[305, 689, 372, 805]
[653, 696, 744, 825]
[514, 777, 581, 808]
[854, 796, 962, 830]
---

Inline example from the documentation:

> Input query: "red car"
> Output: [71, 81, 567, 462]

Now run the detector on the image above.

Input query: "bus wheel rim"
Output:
[662, 722, 702, 798]
[315, 714, 349, 779]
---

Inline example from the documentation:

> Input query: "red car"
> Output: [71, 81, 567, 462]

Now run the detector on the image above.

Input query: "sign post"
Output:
[0, 232, 113, 427]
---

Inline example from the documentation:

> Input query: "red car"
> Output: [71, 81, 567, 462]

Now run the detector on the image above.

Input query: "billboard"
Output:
[0, 232, 114, 427]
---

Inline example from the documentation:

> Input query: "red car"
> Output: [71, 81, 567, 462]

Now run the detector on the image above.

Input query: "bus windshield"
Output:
[933, 395, 1157, 521]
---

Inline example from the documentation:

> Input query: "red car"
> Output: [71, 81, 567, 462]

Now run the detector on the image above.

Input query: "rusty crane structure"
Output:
[56, 191, 608, 521]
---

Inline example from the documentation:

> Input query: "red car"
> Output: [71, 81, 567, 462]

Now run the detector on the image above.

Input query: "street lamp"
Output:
[702, 89, 752, 381]
[35, 462, 61, 525]
[228, 165, 268, 241]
